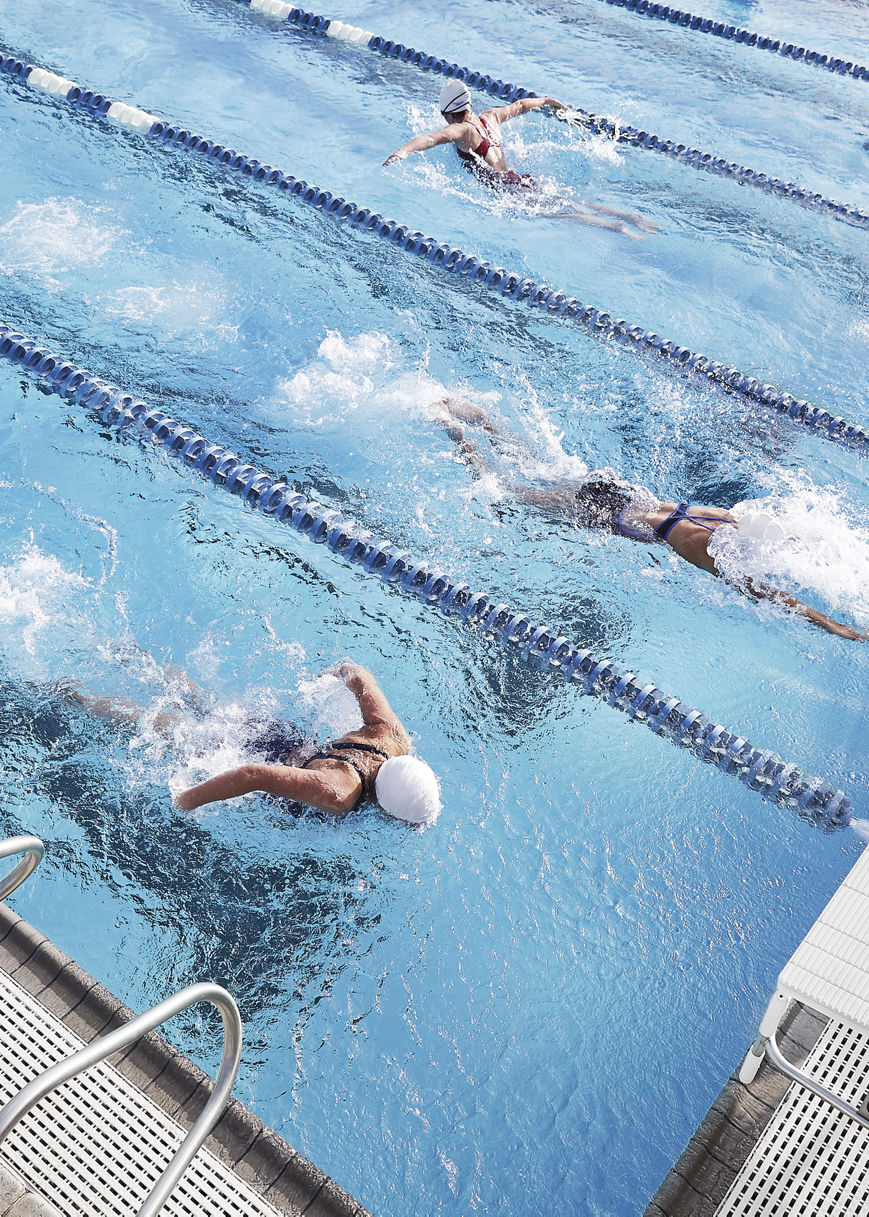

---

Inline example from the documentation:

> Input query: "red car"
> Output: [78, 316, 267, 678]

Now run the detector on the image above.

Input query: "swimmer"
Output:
[434, 396, 866, 641]
[383, 81, 657, 239]
[62, 655, 441, 823]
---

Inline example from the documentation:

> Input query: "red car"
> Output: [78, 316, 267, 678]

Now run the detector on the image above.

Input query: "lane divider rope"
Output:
[598, 0, 869, 83]
[220, 1, 869, 230]
[0, 321, 853, 830]
[2, 52, 867, 457]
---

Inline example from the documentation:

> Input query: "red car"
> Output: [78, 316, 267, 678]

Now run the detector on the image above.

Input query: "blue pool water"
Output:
[1, 1, 868, 1212]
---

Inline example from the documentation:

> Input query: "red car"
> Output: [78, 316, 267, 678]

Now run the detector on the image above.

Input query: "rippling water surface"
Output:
[0, 1, 867, 1213]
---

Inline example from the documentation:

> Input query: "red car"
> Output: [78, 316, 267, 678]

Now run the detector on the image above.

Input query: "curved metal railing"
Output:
[761, 1029, 869, 1131]
[0, 982, 243, 1217]
[0, 836, 45, 901]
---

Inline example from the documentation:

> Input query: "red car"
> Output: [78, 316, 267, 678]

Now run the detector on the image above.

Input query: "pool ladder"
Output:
[0, 835, 243, 1217]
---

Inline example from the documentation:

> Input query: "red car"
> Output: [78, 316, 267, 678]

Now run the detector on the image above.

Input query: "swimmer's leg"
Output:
[545, 209, 646, 241]
[582, 201, 660, 234]
[430, 398, 521, 456]
[430, 397, 498, 433]
[54, 681, 182, 737]
[105, 639, 213, 713]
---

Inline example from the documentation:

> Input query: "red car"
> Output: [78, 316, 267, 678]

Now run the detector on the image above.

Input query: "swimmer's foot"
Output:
[435, 416, 467, 444]
[629, 213, 660, 234]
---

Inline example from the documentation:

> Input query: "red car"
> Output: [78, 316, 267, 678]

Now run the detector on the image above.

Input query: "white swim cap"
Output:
[439, 81, 471, 116]
[375, 756, 441, 825]
[738, 511, 786, 545]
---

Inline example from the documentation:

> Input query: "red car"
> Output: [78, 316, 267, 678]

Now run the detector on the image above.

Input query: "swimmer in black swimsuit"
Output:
[434, 396, 866, 641]
[384, 81, 658, 240]
[63, 656, 442, 822]
[174, 661, 442, 822]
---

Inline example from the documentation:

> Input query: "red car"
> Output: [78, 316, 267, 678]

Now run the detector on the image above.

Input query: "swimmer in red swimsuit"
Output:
[384, 81, 657, 239]
[433, 396, 866, 640]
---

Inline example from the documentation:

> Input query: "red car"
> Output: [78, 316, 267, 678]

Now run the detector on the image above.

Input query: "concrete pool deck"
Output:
[0, 901, 370, 1216]
[645, 1000, 828, 1216]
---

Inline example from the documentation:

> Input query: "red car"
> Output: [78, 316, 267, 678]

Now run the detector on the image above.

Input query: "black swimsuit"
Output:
[246, 722, 388, 815]
[300, 742, 390, 811]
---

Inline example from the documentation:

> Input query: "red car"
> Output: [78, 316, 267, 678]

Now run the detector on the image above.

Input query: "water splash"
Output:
[0, 198, 124, 287]
[709, 484, 869, 622]
[275, 329, 446, 428]
[0, 544, 90, 667]
[104, 274, 237, 347]
[297, 671, 363, 738]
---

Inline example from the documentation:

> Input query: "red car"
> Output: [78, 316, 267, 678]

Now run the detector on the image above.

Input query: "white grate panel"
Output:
[777, 848, 869, 1031]
[0, 970, 284, 1217]
[716, 1019, 869, 1216]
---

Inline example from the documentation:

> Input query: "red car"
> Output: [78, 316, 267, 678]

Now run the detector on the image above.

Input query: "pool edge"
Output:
[0, 901, 372, 1217]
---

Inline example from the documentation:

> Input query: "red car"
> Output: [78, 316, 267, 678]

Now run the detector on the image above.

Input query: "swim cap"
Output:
[439, 81, 472, 116]
[375, 756, 441, 825]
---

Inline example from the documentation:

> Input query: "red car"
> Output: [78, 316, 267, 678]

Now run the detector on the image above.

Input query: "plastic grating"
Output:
[716, 1018, 869, 1215]
[0, 970, 282, 1216]
[778, 846, 869, 1030]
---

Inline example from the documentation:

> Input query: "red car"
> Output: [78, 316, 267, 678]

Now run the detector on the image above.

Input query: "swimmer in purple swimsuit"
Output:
[383, 81, 657, 240]
[434, 397, 866, 641]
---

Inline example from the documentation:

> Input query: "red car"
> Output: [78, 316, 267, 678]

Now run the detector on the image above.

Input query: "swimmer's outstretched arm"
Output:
[483, 96, 567, 124]
[383, 122, 471, 166]
[650, 512, 867, 639]
[174, 762, 359, 816]
[739, 577, 867, 642]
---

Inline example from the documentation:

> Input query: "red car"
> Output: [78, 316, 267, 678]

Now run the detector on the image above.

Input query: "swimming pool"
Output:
[1, 0, 867, 1212]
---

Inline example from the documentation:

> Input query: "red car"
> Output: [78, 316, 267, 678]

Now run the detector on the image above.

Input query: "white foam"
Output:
[0, 545, 89, 664]
[297, 671, 363, 737]
[0, 199, 124, 286]
[104, 276, 236, 345]
[275, 330, 445, 427]
[708, 483, 869, 622]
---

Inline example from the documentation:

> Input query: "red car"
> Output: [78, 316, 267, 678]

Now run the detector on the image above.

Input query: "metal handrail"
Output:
[0, 982, 243, 1217]
[0, 836, 44, 901]
[764, 1029, 869, 1132]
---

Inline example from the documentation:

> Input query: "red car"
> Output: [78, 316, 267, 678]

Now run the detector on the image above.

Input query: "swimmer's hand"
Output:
[323, 659, 360, 681]
[819, 618, 869, 642]
[173, 787, 200, 811]
[383, 152, 403, 167]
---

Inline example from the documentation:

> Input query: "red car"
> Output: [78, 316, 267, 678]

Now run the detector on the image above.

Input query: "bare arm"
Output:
[482, 96, 566, 124]
[384, 122, 471, 166]
[174, 761, 359, 815]
[326, 661, 405, 730]
[742, 578, 867, 641]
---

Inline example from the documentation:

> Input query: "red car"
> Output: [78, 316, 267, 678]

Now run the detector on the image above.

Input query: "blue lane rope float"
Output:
[0, 321, 853, 830]
[597, 0, 869, 83]
[217, 2, 869, 231]
[3, 53, 868, 458]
